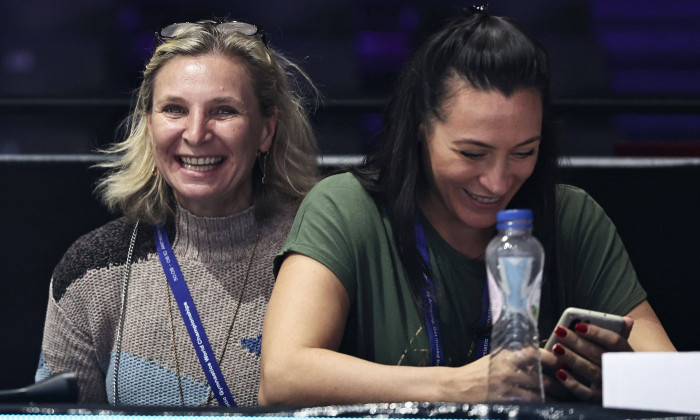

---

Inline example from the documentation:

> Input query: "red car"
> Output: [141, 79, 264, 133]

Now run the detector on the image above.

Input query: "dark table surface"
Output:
[1, 401, 699, 420]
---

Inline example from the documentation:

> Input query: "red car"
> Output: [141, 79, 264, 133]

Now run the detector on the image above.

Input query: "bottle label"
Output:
[487, 256, 541, 323]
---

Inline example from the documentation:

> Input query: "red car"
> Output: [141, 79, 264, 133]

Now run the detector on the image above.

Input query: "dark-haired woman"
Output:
[259, 11, 674, 406]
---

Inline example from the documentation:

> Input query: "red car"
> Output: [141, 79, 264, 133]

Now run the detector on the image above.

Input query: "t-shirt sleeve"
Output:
[556, 185, 647, 316]
[274, 173, 383, 298]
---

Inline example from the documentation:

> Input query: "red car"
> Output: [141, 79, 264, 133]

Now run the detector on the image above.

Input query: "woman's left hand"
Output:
[540, 317, 634, 402]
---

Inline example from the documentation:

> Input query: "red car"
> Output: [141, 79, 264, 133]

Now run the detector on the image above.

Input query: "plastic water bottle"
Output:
[485, 209, 544, 402]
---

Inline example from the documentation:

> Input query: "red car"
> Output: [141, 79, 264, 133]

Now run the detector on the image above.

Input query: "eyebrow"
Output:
[156, 95, 184, 103]
[455, 136, 542, 149]
[209, 96, 244, 105]
[155, 95, 246, 110]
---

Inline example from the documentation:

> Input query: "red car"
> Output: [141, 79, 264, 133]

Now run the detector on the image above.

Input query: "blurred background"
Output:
[2, 0, 700, 157]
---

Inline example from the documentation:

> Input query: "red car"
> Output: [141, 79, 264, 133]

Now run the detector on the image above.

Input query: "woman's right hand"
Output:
[452, 351, 545, 402]
[444, 355, 491, 402]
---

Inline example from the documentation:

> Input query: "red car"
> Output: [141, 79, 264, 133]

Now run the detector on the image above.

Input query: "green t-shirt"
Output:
[275, 172, 646, 367]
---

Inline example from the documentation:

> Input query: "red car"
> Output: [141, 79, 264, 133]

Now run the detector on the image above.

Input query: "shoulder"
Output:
[290, 172, 386, 240]
[276, 172, 384, 277]
[556, 184, 595, 203]
[51, 217, 154, 303]
[555, 184, 609, 223]
[294, 172, 382, 231]
[303, 172, 375, 211]
[554, 183, 622, 253]
[290, 173, 388, 249]
[312, 172, 365, 193]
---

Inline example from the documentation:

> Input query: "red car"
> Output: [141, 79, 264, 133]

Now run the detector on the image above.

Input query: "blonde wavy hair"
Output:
[96, 20, 319, 224]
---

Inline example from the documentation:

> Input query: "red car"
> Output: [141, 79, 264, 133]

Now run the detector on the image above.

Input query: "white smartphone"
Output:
[544, 307, 626, 351]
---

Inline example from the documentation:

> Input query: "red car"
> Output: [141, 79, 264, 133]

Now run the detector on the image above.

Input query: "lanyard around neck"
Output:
[153, 225, 237, 407]
[414, 216, 491, 366]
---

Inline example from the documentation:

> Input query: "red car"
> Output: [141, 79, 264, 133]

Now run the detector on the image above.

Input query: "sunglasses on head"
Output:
[154, 20, 268, 49]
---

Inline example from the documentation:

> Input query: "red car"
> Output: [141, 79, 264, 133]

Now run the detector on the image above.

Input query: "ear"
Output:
[259, 107, 278, 153]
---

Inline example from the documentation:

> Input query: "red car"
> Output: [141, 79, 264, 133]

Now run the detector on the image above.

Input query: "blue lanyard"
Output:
[153, 225, 237, 407]
[414, 216, 491, 366]
[414, 217, 444, 366]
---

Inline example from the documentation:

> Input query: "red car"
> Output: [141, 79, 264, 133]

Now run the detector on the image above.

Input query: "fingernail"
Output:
[554, 326, 567, 338]
[552, 343, 566, 356]
[556, 369, 568, 381]
[575, 323, 589, 333]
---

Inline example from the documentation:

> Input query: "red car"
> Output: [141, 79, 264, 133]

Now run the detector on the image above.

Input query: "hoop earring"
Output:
[260, 151, 269, 185]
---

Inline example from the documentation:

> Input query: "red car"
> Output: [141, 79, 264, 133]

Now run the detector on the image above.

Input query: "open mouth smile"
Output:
[465, 190, 501, 204]
[179, 156, 223, 171]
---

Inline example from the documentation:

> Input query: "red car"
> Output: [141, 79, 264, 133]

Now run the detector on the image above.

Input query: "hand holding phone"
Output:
[544, 307, 625, 351]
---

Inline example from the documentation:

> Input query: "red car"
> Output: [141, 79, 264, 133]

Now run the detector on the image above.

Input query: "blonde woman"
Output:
[36, 19, 318, 406]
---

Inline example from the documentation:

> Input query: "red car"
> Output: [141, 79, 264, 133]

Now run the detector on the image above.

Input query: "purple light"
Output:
[4, 50, 36, 74]
[600, 30, 700, 55]
[355, 31, 409, 57]
[612, 69, 700, 93]
[591, 0, 700, 18]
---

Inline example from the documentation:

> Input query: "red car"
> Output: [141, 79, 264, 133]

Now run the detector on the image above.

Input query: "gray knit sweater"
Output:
[36, 204, 294, 406]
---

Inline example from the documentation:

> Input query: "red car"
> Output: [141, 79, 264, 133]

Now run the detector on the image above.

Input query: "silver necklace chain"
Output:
[112, 220, 140, 405]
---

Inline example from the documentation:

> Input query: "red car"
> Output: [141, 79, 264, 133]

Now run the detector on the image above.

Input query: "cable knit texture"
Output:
[36, 204, 295, 406]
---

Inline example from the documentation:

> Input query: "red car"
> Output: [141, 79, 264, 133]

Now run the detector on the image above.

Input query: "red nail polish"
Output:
[575, 323, 589, 333]
[556, 369, 568, 381]
[552, 343, 566, 356]
[554, 326, 567, 338]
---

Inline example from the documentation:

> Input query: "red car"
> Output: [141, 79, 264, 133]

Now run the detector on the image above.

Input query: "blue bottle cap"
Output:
[497, 209, 533, 228]
[497, 209, 532, 222]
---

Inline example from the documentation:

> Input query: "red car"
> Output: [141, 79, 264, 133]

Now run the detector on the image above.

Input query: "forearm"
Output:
[259, 347, 479, 406]
[261, 254, 489, 406]
[627, 301, 676, 351]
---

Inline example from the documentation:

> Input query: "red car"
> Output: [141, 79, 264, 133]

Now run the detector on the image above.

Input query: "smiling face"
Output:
[147, 53, 276, 217]
[420, 81, 542, 248]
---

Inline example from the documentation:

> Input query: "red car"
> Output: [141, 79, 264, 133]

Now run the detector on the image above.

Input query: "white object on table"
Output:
[602, 352, 700, 415]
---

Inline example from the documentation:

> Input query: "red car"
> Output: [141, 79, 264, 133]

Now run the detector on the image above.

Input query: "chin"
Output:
[456, 210, 498, 230]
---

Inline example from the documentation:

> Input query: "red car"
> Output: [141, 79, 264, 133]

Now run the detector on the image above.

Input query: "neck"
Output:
[174, 204, 258, 264]
[419, 197, 494, 260]
[174, 189, 253, 218]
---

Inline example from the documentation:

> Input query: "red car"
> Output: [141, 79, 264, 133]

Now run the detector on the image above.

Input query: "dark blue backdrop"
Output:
[2, 0, 700, 156]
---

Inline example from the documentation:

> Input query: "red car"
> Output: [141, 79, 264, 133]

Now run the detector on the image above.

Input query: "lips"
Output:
[179, 156, 223, 171]
[465, 189, 501, 204]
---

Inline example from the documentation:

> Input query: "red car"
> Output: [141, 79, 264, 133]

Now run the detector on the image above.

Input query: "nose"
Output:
[183, 110, 212, 146]
[480, 159, 510, 196]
